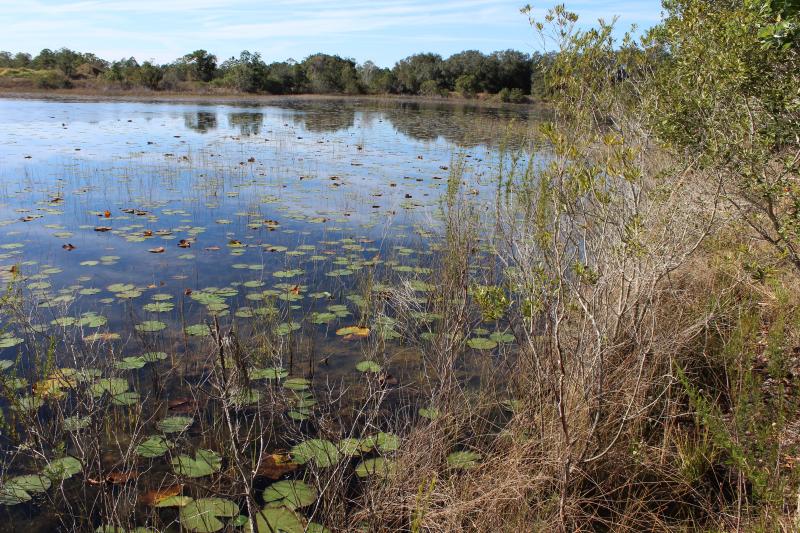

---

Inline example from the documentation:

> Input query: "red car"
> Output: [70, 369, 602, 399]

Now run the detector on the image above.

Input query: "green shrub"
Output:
[33, 70, 71, 89]
[497, 87, 527, 103]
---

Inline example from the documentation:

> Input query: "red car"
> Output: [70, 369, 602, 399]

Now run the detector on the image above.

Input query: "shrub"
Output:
[33, 70, 71, 89]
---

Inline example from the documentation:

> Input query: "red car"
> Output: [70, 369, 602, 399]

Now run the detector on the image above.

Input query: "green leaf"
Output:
[136, 435, 172, 458]
[5, 475, 51, 494]
[43, 456, 82, 480]
[355, 360, 381, 373]
[447, 450, 482, 469]
[466, 337, 497, 350]
[179, 498, 238, 533]
[171, 449, 222, 478]
[290, 439, 341, 468]
[355, 458, 395, 478]
[0, 485, 31, 505]
[262, 480, 318, 510]
[158, 416, 194, 434]
[246, 507, 305, 533]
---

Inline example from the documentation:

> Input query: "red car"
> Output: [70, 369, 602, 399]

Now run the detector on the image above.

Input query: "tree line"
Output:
[0, 47, 551, 101]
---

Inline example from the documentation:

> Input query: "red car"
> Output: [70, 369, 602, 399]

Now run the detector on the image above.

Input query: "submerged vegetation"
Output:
[1, 0, 800, 531]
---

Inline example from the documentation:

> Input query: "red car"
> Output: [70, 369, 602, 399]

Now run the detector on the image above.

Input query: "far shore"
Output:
[0, 87, 543, 110]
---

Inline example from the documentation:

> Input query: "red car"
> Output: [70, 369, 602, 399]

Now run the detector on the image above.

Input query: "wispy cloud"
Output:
[0, 0, 662, 65]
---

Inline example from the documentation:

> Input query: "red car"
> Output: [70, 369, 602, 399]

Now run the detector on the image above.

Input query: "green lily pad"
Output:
[355, 360, 381, 373]
[246, 507, 305, 533]
[171, 449, 222, 478]
[43, 456, 82, 480]
[158, 416, 194, 434]
[5, 475, 51, 494]
[489, 331, 515, 344]
[135, 321, 167, 333]
[466, 337, 497, 350]
[447, 450, 482, 469]
[64, 415, 91, 431]
[185, 324, 211, 337]
[250, 367, 288, 380]
[136, 435, 172, 458]
[282, 377, 310, 391]
[355, 457, 395, 478]
[262, 480, 318, 510]
[0, 485, 31, 505]
[90, 378, 129, 398]
[290, 439, 340, 468]
[419, 407, 440, 420]
[179, 497, 238, 533]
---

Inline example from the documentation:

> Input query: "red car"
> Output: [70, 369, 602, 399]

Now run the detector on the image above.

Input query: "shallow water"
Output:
[0, 97, 536, 530]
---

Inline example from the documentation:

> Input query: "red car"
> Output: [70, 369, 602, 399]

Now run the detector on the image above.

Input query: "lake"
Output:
[0, 97, 537, 531]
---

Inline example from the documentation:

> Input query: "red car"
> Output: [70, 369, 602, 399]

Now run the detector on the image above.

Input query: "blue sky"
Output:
[0, 1, 663, 66]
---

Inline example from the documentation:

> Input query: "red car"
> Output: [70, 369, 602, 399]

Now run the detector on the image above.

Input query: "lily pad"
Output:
[179, 498, 238, 533]
[43, 456, 82, 480]
[158, 416, 194, 434]
[447, 450, 482, 470]
[136, 435, 172, 458]
[262, 480, 318, 510]
[466, 337, 497, 350]
[171, 449, 222, 478]
[355, 457, 395, 478]
[290, 439, 340, 468]
[355, 360, 381, 373]
[247, 507, 305, 533]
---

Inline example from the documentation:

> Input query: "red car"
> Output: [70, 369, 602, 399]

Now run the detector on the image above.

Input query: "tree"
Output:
[182, 49, 217, 82]
[218, 51, 266, 93]
[393, 53, 444, 94]
[135, 61, 163, 90]
[301, 53, 361, 94]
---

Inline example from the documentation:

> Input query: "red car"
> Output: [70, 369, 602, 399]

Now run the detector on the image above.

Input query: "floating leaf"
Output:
[263, 480, 318, 510]
[64, 415, 91, 431]
[250, 367, 288, 380]
[355, 458, 395, 478]
[0, 485, 31, 505]
[136, 435, 172, 458]
[290, 439, 340, 468]
[5, 475, 51, 494]
[43, 456, 82, 480]
[254, 452, 298, 480]
[247, 507, 305, 533]
[419, 407, 440, 420]
[447, 450, 482, 470]
[158, 416, 194, 434]
[171, 449, 221, 478]
[355, 360, 381, 373]
[140, 484, 184, 506]
[135, 320, 167, 333]
[185, 324, 211, 337]
[179, 498, 238, 533]
[282, 377, 310, 391]
[336, 326, 369, 337]
[466, 337, 497, 350]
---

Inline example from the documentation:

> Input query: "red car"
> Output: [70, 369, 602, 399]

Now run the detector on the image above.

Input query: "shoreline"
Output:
[0, 88, 541, 109]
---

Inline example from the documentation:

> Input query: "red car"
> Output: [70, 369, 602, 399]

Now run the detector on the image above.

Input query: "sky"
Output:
[0, 0, 664, 67]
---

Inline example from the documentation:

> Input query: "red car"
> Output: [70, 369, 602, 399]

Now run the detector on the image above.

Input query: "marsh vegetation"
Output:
[1, 1, 800, 531]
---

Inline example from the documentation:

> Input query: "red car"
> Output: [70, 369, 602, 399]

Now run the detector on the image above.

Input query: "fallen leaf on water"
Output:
[255, 452, 299, 480]
[148, 247, 165, 254]
[87, 470, 139, 485]
[336, 326, 370, 338]
[140, 484, 184, 506]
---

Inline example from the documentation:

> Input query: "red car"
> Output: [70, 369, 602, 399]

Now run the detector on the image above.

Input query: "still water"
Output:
[0, 97, 537, 531]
